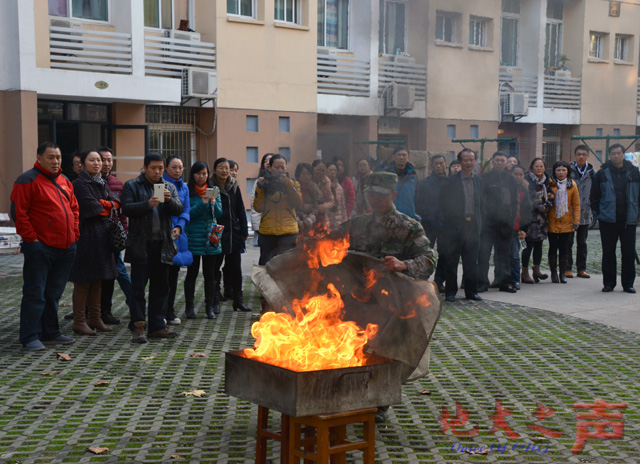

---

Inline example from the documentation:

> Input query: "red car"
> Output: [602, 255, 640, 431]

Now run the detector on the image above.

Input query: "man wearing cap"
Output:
[338, 171, 435, 281]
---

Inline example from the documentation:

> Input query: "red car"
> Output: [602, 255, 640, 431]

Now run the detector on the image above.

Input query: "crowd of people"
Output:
[10, 140, 639, 351]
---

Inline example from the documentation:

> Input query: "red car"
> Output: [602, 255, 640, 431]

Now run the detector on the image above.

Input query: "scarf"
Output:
[571, 161, 588, 180]
[194, 184, 207, 198]
[555, 178, 569, 219]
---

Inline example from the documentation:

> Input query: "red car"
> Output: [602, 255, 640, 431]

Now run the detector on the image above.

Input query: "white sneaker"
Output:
[167, 317, 181, 325]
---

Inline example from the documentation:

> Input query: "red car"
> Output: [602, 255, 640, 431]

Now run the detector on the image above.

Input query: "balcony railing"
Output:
[49, 25, 132, 74]
[543, 75, 581, 110]
[378, 60, 427, 101]
[317, 54, 371, 97]
[499, 71, 538, 107]
[144, 34, 216, 78]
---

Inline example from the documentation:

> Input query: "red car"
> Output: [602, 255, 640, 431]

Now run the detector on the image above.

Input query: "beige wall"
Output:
[0, 91, 38, 213]
[196, 0, 317, 113]
[111, 103, 147, 182]
[425, 0, 501, 123]
[576, 0, 640, 125]
[213, 108, 317, 207]
[427, 118, 499, 163]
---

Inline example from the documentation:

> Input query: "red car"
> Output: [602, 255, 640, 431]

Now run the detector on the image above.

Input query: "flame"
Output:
[243, 283, 379, 372]
[351, 267, 384, 303]
[399, 294, 431, 319]
[303, 235, 350, 269]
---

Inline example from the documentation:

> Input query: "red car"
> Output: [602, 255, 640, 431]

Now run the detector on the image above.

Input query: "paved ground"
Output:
[0, 235, 638, 463]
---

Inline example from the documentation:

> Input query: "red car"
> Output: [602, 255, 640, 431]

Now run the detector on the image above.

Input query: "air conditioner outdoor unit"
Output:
[387, 83, 415, 111]
[182, 68, 217, 99]
[166, 30, 201, 42]
[503, 92, 529, 116]
[50, 18, 83, 30]
[317, 47, 338, 57]
[391, 55, 415, 65]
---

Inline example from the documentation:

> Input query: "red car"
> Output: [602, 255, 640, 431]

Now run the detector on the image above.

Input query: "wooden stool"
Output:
[255, 406, 291, 464]
[288, 408, 377, 464]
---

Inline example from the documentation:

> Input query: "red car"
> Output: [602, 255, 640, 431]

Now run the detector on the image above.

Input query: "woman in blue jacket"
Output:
[184, 161, 223, 319]
[164, 155, 193, 325]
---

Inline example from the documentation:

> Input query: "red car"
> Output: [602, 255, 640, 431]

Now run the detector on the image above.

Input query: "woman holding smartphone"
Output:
[184, 161, 222, 319]
[211, 157, 251, 312]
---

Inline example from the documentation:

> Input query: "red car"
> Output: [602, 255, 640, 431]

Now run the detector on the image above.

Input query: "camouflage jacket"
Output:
[337, 206, 435, 280]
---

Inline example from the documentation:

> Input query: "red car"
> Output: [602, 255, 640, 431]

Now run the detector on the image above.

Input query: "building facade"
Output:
[2, 0, 640, 211]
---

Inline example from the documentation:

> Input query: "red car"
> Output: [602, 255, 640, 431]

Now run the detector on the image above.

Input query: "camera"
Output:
[259, 172, 289, 194]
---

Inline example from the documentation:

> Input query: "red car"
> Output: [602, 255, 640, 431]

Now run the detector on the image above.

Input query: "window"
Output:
[596, 128, 603, 137]
[279, 147, 291, 162]
[246, 115, 259, 132]
[469, 17, 488, 47]
[470, 125, 479, 139]
[614, 128, 621, 136]
[279, 116, 291, 133]
[447, 125, 456, 139]
[589, 32, 604, 59]
[48, 0, 109, 21]
[379, 0, 407, 55]
[501, 0, 519, 66]
[615, 35, 630, 62]
[318, 0, 349, 49]
[146, 106, 197, 173]
[544, 0, 563, 70]
[436, 11, 458, 43]
[144, 0, 173, 29]
[275, 0, 301, 24]
[228, 0, 256, 18]
[246, 147, 259, 163]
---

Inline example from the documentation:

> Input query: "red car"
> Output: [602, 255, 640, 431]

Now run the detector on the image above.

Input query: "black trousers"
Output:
[547, 232, 570, 261]
[567, 224, 589, 272]
[478, 224, 512, 287]
[214, 250, 242, 296]
[443, 218, 479, 297]
[521, 239, 544, 267]
[599, 221, 637, 290]
[129, 241, 169, 333]
[184, 254, 220, 304]
[258, 233, 298, 266]
[425, 229, 446, 285]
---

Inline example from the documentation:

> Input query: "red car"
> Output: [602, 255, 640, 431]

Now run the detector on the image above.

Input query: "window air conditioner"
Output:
[182, 68, 217, 98]
[391, 55, 415, 65]
[503, 92, 529, 116]
[166, 30, 201, 42]
[317, 47, 338, 57]
[387, 83, 415, 111]
[50, 18, 83, 30]
[49, 18, 83, 46]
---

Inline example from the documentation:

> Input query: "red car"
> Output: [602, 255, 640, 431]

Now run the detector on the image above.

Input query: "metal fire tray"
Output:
[225, 350, 402, 417]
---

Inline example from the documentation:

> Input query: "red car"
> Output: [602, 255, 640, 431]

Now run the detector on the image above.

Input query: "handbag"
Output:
[108, 202, 127, 252]
[206, 202, 224, 249]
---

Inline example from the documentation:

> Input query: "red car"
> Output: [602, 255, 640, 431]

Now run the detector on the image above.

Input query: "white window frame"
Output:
[227, 0, 257, 19]
[469, 17, 488, 47]
[379, 0, 408, 55]
[49, 0, 111, 23]
[143, 0, 174, 30]
[435, 11, 458, 44]
[501, 6, 519, 67]
[318, 0, 350, 50]
[275, 0, 302, 25]
[615, 34, 630, 62]
[545, 19, 563, 69]
[589, 32, 604, 59]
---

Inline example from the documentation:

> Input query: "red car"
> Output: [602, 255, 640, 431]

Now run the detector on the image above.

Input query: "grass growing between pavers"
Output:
[0, 273, 637, 463]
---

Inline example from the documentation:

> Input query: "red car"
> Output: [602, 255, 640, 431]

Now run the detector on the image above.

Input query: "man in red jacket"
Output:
[11, 142, 80, 351]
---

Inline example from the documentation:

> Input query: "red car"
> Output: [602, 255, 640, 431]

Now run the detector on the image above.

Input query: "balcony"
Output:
[378, 60, 427, 101]
[317, 53, 371, 97]
[499, 71, 538, 107]
[49, 25, 132, 74]
[543, 74, 581, 110]
[144, 34, 216, 78]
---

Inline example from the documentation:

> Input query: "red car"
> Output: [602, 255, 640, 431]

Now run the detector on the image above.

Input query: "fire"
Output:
[302, 235, 350, 269]
[243, 283, 379, 372]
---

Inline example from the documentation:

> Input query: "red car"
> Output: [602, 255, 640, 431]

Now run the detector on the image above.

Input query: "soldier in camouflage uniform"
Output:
[338, 171, 435, 280]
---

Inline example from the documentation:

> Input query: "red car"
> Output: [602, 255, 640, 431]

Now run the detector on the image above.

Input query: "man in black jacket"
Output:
[415, 154, 447, 292]
[478, 152, 519, 293]
[121, 153, 183, 343]
[440, 149, 483, 302]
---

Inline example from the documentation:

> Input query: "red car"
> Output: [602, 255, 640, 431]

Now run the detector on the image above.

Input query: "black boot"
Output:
[101, 308, 121, 325]
[549, 254, 559, 283]
[205, 279, 219, 319]
[184, 278, 196, 319]
[233, 290, 252, 312]
[559, 256, 568, 284]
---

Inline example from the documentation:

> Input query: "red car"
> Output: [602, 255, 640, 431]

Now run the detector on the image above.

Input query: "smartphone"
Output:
[154, 183, 165, 203]
[205, 187, 219, 199]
